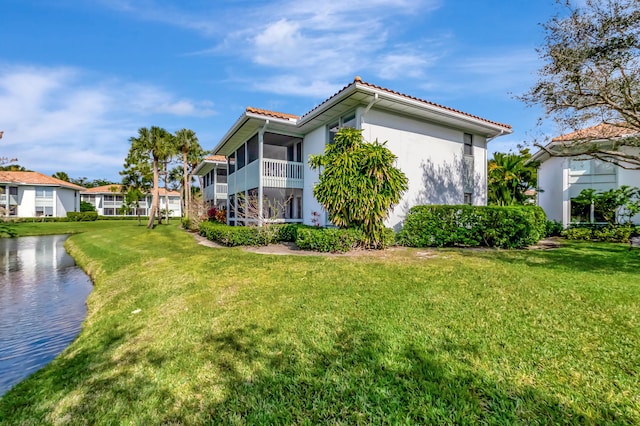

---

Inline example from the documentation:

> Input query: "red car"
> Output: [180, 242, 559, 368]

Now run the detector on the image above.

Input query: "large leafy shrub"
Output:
[398, 205, 546, 249]
[199, 222, 274, 246]
[309, 128, 408, 249]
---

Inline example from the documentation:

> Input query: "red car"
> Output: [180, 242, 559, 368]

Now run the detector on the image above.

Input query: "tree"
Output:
[126, 126, 175, 229]
[52, 171, 70, 182]
[80, 201, 96, 212]
[309, 128, 408, 248]
[174, 129, 204, 219]
[121, 136, 153, 226]
[487, 149, 539, 206]
[523, 0, 640, 168]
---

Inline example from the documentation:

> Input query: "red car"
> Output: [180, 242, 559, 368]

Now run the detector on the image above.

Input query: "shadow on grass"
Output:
[456, 241, 640, 274]
[196, 321, 630, 424]
[0, 324, 178, 424]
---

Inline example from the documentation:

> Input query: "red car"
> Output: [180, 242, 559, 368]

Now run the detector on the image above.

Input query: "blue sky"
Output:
[1, 0, 569, 182]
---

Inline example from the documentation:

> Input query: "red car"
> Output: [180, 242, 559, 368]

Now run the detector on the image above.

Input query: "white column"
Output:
[258, 130, 265, 226]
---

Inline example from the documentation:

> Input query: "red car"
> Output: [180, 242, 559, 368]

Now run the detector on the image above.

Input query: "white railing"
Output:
[0, 194, 17, 204]
[262, 159, 304, 188]
[103, 201, 123, 207]
[216, 183, 228, 195]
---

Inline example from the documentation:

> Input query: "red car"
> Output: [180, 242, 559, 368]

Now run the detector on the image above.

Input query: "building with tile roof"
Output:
[80, 184, 182, 217]
[0, 171, 84, 217]
[193, 155, 227, 209]
[203, 77, 512, 227]
[531, 123, 640, 227]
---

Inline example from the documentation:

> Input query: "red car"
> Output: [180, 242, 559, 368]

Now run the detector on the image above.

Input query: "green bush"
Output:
[593, 226, 633, 242]
[545, 220, 564, 237]
[97, 216, 150, 221]
[80, 201, 96, 212]
[295, 227, 365, 253]
[1, 217, 69, 223]
[561, 227, 593, 240]
[272, 224, 317, 243]
[67, 212, 98, 222]
[199, 222, 274, 247]
[398, 205, 547, 249]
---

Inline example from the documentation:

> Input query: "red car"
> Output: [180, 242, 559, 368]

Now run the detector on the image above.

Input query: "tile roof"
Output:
[81, 184, 123, 194]
[0, 171, 85, 190]
[245, 106, 299, 121]
[204, 155, 227, 162]
[299, 76, 512, 129]
[551, 123, 637, 142]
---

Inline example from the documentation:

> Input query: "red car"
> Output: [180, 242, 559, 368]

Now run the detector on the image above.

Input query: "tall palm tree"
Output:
[174, 129, 203, 219]
[488, 150, 538, 206]
[128, 126, 175, 229]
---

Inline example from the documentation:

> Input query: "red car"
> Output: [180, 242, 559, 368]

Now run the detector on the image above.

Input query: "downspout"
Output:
[360, 93, 379, 134]
[258, 120, 269, 226]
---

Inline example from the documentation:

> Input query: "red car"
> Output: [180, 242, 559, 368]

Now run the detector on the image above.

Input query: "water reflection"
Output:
[0, 235, 92, 396]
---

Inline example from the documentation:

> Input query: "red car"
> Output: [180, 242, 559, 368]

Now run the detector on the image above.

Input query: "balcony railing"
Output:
[262, 159, 303, 188]
[216, 183, 228, 195]
[0, 194, 18, 205]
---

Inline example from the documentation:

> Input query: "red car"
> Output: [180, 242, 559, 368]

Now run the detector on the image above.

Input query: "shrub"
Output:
[80, 201, 96, 212]
[272, 224, 317, 243]
[398, 205, 547, 249]
[593, 226, 633, 242]
[67, 212, 98, 222]
[199, 222, 274, 247]
[545, 220, 564, 237]
[207, 207, 227, 224]
[295, 227, 365, 253]
[97, 215, 150, 221]
[561, 227, 593, 240]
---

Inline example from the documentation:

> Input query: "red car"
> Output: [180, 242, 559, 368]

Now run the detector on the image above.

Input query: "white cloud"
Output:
[0, 64, 215, 178]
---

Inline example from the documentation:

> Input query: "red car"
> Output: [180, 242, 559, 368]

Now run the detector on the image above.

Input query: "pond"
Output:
[0, 235, 92, 396]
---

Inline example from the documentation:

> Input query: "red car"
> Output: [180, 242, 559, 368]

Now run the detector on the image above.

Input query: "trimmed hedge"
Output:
[1, 217, 69, 223]
[67, 212, 98, 222]
[562, 224, 635, 242]
[295, 228, 365, 253]
[198, 222, 274, 247]
[98, 216, 150, 221]
[398, 205, 547, 249]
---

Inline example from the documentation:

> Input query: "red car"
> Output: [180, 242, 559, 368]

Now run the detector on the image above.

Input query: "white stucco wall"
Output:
[302, 125, 327, 226]
[57, 187, 79, 216]
[537, 157, 566, 224]
[362, 108, 487, 229]
[17, 186, 36, 217]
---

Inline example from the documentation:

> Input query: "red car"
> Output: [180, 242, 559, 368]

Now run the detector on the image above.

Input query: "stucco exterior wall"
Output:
[302, 125, 327, 226]
[17, 187, 35, 217]
[57, 187, 78, 216]
[537, 157, 566, 224]
[362, 108, 487, 229]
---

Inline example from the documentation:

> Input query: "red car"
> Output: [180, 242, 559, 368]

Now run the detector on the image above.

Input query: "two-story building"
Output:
[205, 77, 512, 229]
[0, 171, 83, 217]
[192, 155, 228, 210]
[80, 185, 182, 217]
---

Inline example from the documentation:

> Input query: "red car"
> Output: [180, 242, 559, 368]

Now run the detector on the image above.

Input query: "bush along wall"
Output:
[561, 224, 636, 243]
[398, 205, 547, 249]
[67, 212, 99, 222]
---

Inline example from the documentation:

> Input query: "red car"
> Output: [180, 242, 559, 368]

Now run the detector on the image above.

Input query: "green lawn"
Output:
[0, 222, 639, 424]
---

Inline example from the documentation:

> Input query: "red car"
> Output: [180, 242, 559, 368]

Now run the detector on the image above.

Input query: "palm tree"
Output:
[174, 129, 203, 219]
[128, 126, 175, 229]
[487, 150, 538, 206]
[51, 171, 70, 182]
[121, 147, 152, 225]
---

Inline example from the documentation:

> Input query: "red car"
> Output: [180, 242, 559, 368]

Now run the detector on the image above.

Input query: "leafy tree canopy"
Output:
[488, 149, 539, 206]
[523, 0, 640, 169]
[309, 128, 408, 248]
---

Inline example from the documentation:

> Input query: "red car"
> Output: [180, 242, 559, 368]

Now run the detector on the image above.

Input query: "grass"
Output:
[0, 222, 639, 424]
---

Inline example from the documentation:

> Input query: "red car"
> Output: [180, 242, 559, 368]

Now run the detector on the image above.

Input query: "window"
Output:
[464, 193, 473, 205]
[247, 135, 259, 164]
[236, 144, 246, 170]
[296, 141, 302, 163]
[328, 112, 357, 144]
[35, 206, 53, 217]
[35, 187, 53, 198]
[464, 133, 473, 156]
[103, 208, 116, 216]
[228, 153, 235, 174]
[216, 168, 227, 183]
[9, 187, 18, 196]
[287, 142, 304, 163]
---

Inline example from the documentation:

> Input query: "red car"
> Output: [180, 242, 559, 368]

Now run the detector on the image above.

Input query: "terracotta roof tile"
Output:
[245, 107, 299, 121]
[204, 155, 227, 162]
[299, 77, 512, 130]
[551, 123, 637, 142]
[0, 171, 85, 190]
[81, 184, 123, 194]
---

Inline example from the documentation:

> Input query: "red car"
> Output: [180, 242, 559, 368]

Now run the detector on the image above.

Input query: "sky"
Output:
[1, 0, 572, 182]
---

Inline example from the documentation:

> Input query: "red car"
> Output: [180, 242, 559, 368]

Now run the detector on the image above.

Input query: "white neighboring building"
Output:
[193, 155, 228, 210]
[208, 77, 512, 229]
[80, 185, 182, 217]
[531, 123, 640, 227]
[0, 171, 83, 217]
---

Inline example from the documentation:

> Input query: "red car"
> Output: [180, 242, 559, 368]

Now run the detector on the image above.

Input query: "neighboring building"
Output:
[0, 171, 83, 217]
[207, 77, 512, 228]
[531, 123, 640, 227]
[192, 155, 227, 210]
[80, 185, 182, 217]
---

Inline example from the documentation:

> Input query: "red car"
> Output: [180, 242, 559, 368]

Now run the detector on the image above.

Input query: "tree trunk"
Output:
[183, 151, 189, 218]
[147, 157, 160, 229]
[164, 163, 170, 223]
